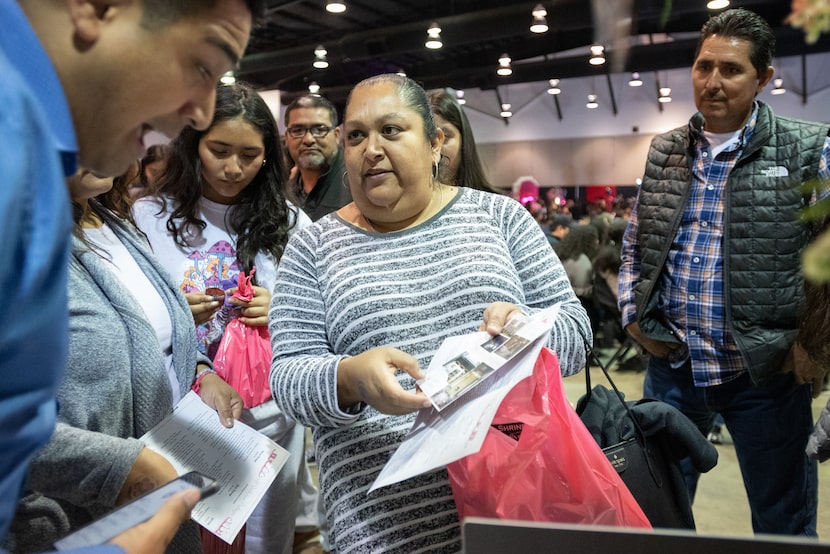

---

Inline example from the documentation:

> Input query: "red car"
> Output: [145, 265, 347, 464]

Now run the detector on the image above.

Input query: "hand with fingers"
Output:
[479, 301, 526, 336]
[109, 487, 201, 554]
[227, 285, 271, 327]
[337, 347, 433, 415]
[185, 292, 224, 326]
[197, 370, 244, 427]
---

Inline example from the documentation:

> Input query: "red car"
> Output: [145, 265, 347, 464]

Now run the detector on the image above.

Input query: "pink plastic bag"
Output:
[447, 347, 651, 528]
[212, 268, 272, 409]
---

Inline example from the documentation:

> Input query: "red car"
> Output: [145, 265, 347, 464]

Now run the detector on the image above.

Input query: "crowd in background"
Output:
[520, 193, 638, 362]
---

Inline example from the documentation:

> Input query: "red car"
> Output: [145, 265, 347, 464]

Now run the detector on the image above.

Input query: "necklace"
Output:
[361, 184, 445, 233]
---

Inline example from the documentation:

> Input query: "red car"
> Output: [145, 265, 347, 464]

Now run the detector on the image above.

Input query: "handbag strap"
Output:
[578, 334, 664, 486]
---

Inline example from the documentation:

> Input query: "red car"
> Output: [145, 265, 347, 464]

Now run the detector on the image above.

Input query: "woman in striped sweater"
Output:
[269, 74, 591, 553]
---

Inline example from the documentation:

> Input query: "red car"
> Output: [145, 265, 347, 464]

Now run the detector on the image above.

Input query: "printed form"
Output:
[141, 391, 288, 544]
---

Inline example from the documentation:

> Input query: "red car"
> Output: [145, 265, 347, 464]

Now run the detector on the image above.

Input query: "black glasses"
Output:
[286, 124, 333, 139]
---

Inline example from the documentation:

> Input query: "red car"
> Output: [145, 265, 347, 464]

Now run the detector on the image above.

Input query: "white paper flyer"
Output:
[140, 391, 288, 544]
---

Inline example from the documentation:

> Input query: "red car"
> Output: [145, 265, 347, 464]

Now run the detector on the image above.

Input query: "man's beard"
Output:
[298, 150, 328, 171]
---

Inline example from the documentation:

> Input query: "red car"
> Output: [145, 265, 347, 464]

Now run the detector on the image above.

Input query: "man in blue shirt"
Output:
[0, 0, 262, 551]
[619, 8, 829, 536]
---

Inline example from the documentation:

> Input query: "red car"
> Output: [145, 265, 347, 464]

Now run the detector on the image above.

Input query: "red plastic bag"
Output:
[213, 269, 272, 409]
[447, 347, 651, 528]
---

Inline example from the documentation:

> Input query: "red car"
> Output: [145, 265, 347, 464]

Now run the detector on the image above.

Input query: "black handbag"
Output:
[575, 342, 696, 529]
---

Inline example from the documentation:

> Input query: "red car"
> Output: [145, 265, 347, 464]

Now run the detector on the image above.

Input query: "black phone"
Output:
[54, 471, 219, 550]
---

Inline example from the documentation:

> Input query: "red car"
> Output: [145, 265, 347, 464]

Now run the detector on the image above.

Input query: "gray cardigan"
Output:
[7, 203, 204, 553]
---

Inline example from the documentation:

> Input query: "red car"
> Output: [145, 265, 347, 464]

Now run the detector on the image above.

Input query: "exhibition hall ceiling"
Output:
[240, 0, 830, 106]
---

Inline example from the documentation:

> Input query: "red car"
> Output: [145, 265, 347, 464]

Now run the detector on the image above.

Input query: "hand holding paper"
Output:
[140, 392, 288, 545]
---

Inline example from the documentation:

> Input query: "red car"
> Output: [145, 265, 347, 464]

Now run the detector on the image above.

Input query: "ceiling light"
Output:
[395, 68, 407, 77]
[658, 87, 672, 103]
[628, 72, 643, 87]
[770, 77, 786, 95]
[456, 89, 466, 105]
[313, 45, 329, 69]
[497, 53, 512, 76]
[707, 0, 730, 9]
[547, 78, 561, 95]
[425, 22, 443, 49]
[589, 45, 605, 66]
[325, 1, 347, 13]
[308, 82, 320, 94]
[220, 70, 236, 85]
[500, 103, 512, 118]
[530, 4, 548, 34]
[586, 94, 599, 109]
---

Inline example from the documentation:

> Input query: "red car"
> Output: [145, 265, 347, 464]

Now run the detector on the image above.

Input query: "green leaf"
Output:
[803, 229, 830, 283]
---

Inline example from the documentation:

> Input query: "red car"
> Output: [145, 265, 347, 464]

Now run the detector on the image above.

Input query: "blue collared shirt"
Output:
[620, 103, 830, 387]
[0, 4, 118, 552]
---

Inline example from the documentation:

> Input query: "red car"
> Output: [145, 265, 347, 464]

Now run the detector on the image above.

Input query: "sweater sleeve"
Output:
[26, 422, 143, 509]
[269, 228, 357, 428]
[497, 196, 592, 375]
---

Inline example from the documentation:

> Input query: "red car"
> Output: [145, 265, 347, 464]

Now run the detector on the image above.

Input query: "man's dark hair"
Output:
[283, 94, 339, 127]
[695, 8, 775, 78]
[141, 0, 266, 28]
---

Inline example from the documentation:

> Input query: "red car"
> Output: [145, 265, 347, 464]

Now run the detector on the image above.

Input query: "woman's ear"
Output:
[431, 127, 445, 164]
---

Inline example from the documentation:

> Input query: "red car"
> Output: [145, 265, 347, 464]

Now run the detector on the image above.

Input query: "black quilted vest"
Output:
[634, 102, 829, 384]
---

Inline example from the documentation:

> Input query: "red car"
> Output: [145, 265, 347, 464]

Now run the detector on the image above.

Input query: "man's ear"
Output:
[756, 65, 774, 95]
[67, 0, 113, 47]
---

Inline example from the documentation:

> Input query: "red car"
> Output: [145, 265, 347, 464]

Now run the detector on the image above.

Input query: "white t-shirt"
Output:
[132, 195, 311, 355]
[704, 128, 742, 159]
[83, 223, 180, 403]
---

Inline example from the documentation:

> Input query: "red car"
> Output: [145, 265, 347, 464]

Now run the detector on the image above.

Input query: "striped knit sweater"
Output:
[269, 188, 591, 553]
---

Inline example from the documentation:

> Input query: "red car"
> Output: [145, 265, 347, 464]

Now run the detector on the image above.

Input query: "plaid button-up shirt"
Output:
[620, 103, 830, 387]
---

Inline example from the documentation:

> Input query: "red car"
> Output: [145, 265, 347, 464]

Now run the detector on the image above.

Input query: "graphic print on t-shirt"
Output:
[179, 239, 241, 357]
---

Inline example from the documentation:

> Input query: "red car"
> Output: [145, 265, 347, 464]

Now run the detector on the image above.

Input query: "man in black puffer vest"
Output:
[618, 8, 829, 537]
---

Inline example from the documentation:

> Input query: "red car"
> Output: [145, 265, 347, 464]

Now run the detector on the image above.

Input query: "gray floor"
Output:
[563, 355, 830, 540]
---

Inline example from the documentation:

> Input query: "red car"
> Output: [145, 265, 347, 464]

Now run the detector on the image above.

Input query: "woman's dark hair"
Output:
[99, 161, 141, 225]
[606, 218, 628, 247]
[154, 82, 295, 277]
[71, 163, 146, 258]
[696, 8, 775, 78]
[554, 223, 599, 262]
[428, 89, 496, 192]
[346, 74, 439, 142]
[592, 244, 622, 275]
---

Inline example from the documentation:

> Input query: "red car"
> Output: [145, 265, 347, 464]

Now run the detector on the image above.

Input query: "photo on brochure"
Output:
[424, 312, 534, 411]
[430, 353, 495, 410]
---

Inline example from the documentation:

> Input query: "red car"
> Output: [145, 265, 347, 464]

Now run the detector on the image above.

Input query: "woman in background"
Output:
[133, 82, 318, 554]
[270, 74, 590, 553]
[428, 89, 497, 192]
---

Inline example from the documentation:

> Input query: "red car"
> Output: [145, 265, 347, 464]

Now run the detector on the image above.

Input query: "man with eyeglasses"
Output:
[284, 94, 351, 221]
